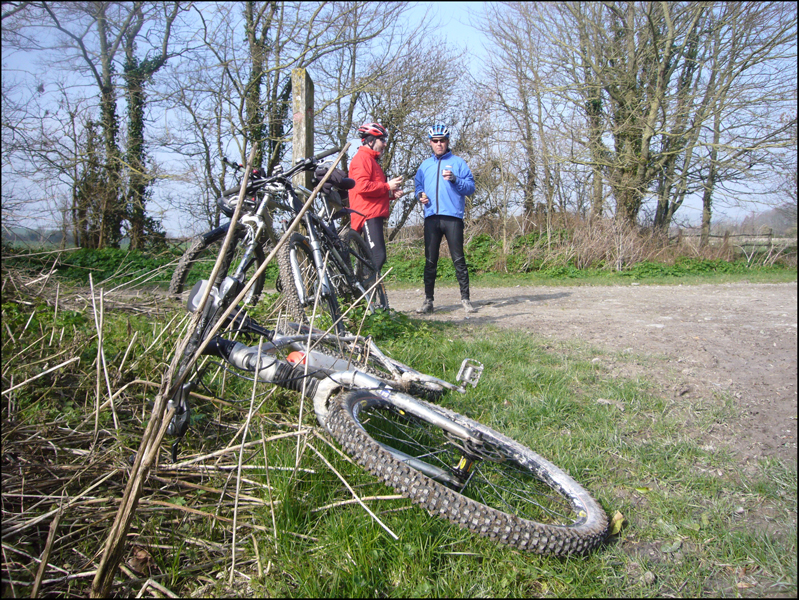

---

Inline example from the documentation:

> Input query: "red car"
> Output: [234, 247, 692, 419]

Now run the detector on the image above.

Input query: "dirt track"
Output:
[387, 281, 797, 468]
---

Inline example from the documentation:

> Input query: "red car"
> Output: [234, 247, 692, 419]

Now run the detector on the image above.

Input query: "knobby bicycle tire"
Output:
[170, 225, 266, 306]
[344, 229, 389, 310]
[277, 232, 346, 336]
[326, 390, 608, 555]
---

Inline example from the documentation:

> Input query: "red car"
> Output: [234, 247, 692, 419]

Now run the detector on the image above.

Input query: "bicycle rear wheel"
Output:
[344, 229, 389, 310]
[277, 232, 345, 336]
[170, 224, 266, 306]
[325, 390, 608, 555]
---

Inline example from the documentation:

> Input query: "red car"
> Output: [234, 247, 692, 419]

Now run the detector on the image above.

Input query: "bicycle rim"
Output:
[326, 390, 608, 555]
[277, 233, 345, 336]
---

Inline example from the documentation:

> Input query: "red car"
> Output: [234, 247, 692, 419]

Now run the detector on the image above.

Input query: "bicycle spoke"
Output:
[355, 403, 585, 527]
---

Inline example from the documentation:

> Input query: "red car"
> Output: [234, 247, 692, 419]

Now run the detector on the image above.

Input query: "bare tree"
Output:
[3, 2, 188, 248]
[122, 2, 185, 249]
[692, 2, 797, 245]
[477, 1, 797, 239]
[154, 2, 430, 238]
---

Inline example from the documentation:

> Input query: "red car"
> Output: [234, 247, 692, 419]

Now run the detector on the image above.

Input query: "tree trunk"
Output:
[700, 127, 720, 248]
[96, 6, 124, 249]
[125, 61, 147, 250]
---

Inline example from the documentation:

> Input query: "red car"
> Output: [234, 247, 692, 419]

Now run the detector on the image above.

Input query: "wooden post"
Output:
[292, 68, 314, 190]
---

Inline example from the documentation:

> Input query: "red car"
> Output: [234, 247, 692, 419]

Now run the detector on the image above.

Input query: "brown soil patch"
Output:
[388, 282, 798, 468]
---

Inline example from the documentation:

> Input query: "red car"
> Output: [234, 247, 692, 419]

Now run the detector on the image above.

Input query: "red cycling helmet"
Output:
[357, 122, 388, 143]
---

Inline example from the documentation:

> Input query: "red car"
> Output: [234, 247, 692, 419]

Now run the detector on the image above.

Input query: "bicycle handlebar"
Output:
[219, 148, 344, 198]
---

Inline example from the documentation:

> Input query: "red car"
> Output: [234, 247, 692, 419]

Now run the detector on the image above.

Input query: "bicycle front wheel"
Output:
[277, 232, 345, 336]
[325, 390, 608, 555]
[170, 224, 266, 306]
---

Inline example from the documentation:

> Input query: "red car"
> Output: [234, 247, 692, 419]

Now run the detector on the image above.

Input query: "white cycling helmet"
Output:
[428, 124, 450, 139]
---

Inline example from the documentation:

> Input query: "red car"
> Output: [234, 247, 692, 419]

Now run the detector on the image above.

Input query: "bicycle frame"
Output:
[185, 279, 481, 398]
[288, 184, 377, 311]
[204, 332, 484, 460]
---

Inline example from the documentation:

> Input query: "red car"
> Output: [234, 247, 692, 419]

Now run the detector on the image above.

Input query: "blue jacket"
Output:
[414, 150, 475, 219]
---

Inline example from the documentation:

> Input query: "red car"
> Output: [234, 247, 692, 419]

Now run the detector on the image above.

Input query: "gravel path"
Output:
[387, 281, 797, 467]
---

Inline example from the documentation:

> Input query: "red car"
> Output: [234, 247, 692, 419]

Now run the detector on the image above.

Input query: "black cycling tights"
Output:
[423, 215, 470, 301]
[362, 217, 387, 276]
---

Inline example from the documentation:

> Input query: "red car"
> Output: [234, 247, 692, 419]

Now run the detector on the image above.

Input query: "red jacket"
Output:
[348, 146, 390, 232]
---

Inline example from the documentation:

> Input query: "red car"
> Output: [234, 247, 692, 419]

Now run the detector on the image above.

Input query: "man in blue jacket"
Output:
[414, 124, 477, 314]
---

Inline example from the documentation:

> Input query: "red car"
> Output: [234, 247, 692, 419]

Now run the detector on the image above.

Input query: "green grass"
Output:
[198, 318, 794, 597]
[4, 242, 796, 293]
[2, 251, 796, 597]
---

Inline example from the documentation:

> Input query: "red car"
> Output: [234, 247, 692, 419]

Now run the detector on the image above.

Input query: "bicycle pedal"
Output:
[456, 359, 483, 389]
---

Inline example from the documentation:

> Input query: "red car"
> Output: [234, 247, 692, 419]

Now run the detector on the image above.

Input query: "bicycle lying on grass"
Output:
[168, 289, 608, 555]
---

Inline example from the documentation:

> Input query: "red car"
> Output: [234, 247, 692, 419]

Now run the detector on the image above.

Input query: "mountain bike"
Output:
[276, 164, 389, 336]
[167, 298, 608, 556]
[166, 147, 380, 442]
[170, 152, 387, 337]
[169, 157, 276, 306]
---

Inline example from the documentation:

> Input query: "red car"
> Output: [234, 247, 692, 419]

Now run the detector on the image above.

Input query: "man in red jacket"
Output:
[348, 122, 405, 282]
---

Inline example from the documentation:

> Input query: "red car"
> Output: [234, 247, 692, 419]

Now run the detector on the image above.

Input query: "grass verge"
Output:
[1, 268, 795, 597]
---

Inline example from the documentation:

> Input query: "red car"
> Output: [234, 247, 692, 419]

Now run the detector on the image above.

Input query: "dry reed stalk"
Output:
[251, 533, 263, 579]
[36, 252, 61, 296]
[1, 543, 69, 575]
[311, 429, 359, 468]
[104, 261, 173, 294]
[76, 379, 160, 429]
[25, 344, 71, 369]
[148, 475, 276, 506]
[128, 312, 187, 373]
[1, 356, 80, 396]
[89, 275, 101, 438]
[91, 147, 350, 597]
[137, 499, 272, 533]
[22, 308, 36, 335]
[260, 423, 280, 553]
[89, 377, 177, 598]
[97, 286, 119, 431]
[293, 251, 331, 468]
[53, 281, 59, 323]
[214, 387, 280, 461]
[135, 578, 178, 599]
[118, 331, 139, 377]
[158, 462, 313, 476]
[48, 281, 60, 347]
[158, 430, 306, 468]
[230, 340, 262, 583]
[305, 442, 398, 540]
[4, 319, 17, 344]
[311, 495, 405, 513]
[2, 545, 18, 597]
[2, 469, 121, 539]
[30, 505, 63, 598]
